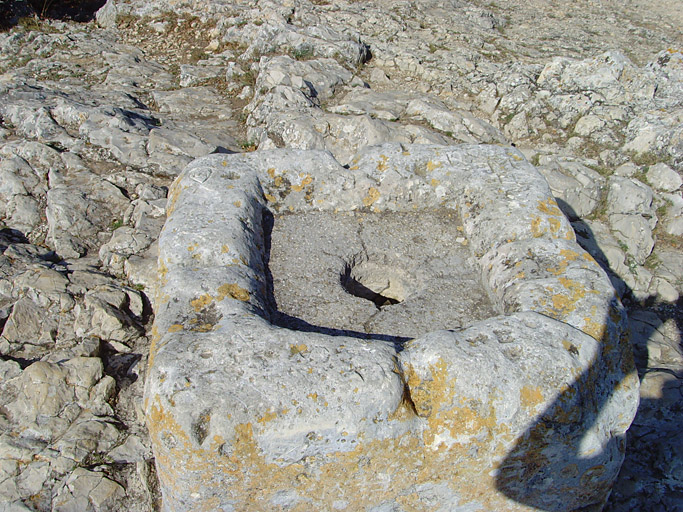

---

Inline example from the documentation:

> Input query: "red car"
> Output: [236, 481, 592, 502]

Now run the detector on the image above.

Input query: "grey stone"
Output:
[95, 0, 118, 29]
[53, 468, 125, 512]
[178, 64, 222, 88]
[108, 435, 151, 464]
[647, 162, 682, 192]
[74, 285, 143, 346]
[46, 168, 130, 259]
[574, 113, 605, 136]
[609, 213, 655, 265]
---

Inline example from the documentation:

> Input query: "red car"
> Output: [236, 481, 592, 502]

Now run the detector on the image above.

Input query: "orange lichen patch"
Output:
[274, 176, 284, 187]
[520, 385, 545, 411]
[426, 160, 442, 172]
[530, 216, 543, 237]
[349, 165, 359, 170]
[431, 178, 440, 187]
[582, 251, 601, 268]
[264, 193, 276, 203]
[188, 243, 198, 252]
[289, 344, 309, 356]
[257, 410, 278, 424]
[547, 293, 579, 318]
[377, 154, 389, 172]
[582, 316, 606, 341]
[165, 182, 185, 216]
[233, 200, 242, 208]
[537, 198, 563, 216]
[546, 249, 581, 275]
[191, 294, 214, 312]
[158, 259, 169, 284]
[436, 402, 498, 445]
[363, 187, 380, 207]
[221, 245, 230, 254]
[147, 325, 160, 370]
[216, 283, 250, 302]
[168, 324, 184, 333]
[267, 168, 276, 178]
[548, 217, 562, 234]
[292, 174, 313, 192]
[192, 323, 216, 332]
[402, 357, 486, 450]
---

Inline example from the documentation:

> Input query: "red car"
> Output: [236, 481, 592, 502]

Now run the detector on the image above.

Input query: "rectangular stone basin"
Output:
[145, 143, 639, 512]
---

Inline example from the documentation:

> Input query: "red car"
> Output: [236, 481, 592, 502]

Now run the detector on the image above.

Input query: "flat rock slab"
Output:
[145, 144, 640, 512]
[270, 210, 496, 339]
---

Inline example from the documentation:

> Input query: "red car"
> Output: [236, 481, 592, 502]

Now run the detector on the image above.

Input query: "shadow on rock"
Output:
[0, 0, 106, 29]
[496, 200, 682, 510]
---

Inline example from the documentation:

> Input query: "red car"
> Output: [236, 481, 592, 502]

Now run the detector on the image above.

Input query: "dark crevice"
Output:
[1, 0, 107, 29]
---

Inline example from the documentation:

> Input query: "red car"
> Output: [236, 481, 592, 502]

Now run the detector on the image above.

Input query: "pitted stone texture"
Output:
[145, 144, 638, 511]
[269, 210, 496, 339]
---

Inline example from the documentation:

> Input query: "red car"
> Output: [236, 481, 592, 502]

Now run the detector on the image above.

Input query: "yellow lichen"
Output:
[377, 155, 389, 172]
[537, 198, 563, 216]
[520, 385, 545, 410]
[191, 294, 213, 312]
[289, 344, 309, 356]
[363, 187, 380, 207]
[217, 283, 250, 302]
[292, 174, 313, 192]
[426, 160, 442, 172]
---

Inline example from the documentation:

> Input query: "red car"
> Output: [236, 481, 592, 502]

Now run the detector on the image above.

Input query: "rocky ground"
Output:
[0, 0, 680, 510]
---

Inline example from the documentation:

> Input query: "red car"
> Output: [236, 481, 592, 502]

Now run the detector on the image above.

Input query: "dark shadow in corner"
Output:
[0, 0, 106, 30]
[496, 200, 682, 510]
[259, 208, 411, 349]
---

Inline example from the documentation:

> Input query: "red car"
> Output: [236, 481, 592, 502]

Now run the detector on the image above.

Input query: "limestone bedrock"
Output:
[145, 143, 639, 511]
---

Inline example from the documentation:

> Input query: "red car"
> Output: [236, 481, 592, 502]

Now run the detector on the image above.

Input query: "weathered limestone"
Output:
[145, 144, 639, 511]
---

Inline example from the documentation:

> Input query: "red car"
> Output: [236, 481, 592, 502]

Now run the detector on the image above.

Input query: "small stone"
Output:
[108, 435, 151, 463]
[95, 0, 118, 29]
[370, 67, 391, 84]
[607, 176, 655, 216]
[53, 468, 124, 512]
[613, 162, 639, 177]
[609, 213, 655, 264]
[647, 163, 682, 192]
[574, 114, 605, 136]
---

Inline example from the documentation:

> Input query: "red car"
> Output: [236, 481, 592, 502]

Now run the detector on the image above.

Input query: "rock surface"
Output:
[0, 0, 680, 510]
